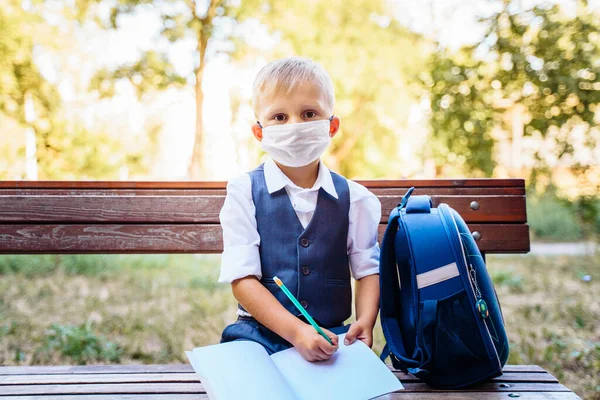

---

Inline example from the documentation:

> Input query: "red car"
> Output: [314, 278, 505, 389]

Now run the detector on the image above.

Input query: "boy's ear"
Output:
[329, 116, 341, 138]
[252, 123, 263, 142]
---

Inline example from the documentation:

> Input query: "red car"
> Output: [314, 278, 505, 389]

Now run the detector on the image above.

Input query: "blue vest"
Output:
[238, 164, 352, 328]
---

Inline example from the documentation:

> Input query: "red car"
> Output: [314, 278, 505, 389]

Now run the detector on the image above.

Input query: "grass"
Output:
[0, 252, 599, 398]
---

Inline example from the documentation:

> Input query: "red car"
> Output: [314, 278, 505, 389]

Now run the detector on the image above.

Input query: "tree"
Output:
[80, 0, 264, 179]
[0, 2, 60, 178]
[424, 1, 600, 180]
[252, 0, 430, 178]
[0, 1, 157, 180]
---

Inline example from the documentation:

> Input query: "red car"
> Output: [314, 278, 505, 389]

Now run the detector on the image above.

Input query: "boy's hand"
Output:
[344, 319, 374, 347]
[291, 324, 338, 362]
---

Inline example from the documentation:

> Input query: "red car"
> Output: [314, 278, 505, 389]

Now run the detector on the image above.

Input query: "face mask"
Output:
[258, 117, 333, 168]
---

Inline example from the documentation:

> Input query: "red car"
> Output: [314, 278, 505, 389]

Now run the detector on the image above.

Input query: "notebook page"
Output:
[270, 334, 403, 400]
[186, 340, 298, 400]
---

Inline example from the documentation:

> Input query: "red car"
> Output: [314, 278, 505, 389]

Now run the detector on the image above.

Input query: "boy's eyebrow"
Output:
[300, 104, 324, 110]
[265, 107, 285, 115]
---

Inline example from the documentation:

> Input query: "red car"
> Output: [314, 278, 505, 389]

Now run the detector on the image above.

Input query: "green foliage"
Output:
[40, 323, 123, 364]
[255, 0, 430, 178]
[0, 3, 60, 124]
[0, 253, 219, 277]
[569, 194, 600, 237]
[90, 50, 188, 100]
[425, 1, 600, 178]
[0, 255, 58, 277]
[0, 1, 156, 180]
[0, 254, 116, 277]
[527, 190, 584, 240]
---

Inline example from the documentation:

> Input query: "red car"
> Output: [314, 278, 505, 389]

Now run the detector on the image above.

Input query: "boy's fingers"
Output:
[313, 346, 331, 360]
[330, 334, 339, 347]
[322, 328, 339, 347]
[318, 337, 337, 355]
[344, 324, 361, 345]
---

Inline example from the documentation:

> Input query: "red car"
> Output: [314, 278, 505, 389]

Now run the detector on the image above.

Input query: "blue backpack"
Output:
[379, 188, 509, 389]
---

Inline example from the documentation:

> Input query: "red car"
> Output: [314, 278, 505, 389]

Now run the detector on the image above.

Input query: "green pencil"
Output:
[273, 276, 334, 345]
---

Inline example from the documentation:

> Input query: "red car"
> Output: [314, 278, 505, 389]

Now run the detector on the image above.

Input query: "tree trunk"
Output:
[187, 0, 220, 180]
[188, 42, 207, 180]
[188, 62, 206, 179]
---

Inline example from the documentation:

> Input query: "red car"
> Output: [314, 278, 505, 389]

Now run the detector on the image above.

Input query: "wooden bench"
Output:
[0, 179, 580, 399]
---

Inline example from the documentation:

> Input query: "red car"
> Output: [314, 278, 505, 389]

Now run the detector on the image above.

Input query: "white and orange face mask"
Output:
[258, 116, 333, 168]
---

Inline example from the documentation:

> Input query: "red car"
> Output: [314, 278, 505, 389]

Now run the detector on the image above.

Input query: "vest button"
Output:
[300, 238, 309, 247]
[302, 266, 310, 275]
[300, 300, 308, 308]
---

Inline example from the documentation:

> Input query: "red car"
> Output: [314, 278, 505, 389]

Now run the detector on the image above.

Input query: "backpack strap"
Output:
[379, 205, 409, 366]
[407, 299, 437, 379]
[380, 188, 439, 379]
[379, 190, 421, 370]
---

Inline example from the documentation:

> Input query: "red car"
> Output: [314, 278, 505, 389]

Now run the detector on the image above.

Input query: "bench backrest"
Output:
[0, 179, 529, 254]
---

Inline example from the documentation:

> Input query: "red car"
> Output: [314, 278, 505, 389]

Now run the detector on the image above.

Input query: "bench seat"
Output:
[0, 364, 580, 399]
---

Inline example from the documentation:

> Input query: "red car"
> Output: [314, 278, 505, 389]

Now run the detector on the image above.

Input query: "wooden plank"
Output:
[0, 397, 210, 400]
[378, 195, 526, 223]
[0, 224, 222, 254]
[0, 187, 526, 196]
[0, 223, 529, 254]
[378, 224, 530, 253]
[0, 179, 526, 189]
[0, 372, 559, 385]
[0, 382, 572, 395]
[0, 195, 526, 224]
[388, 394, 580, 399]
[503, 365, 547, 373]
[0, 364, 548, 375]
[0, 394, 581, 400]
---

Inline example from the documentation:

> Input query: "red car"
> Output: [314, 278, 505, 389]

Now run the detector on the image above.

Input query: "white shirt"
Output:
[218, 158, 381, 315]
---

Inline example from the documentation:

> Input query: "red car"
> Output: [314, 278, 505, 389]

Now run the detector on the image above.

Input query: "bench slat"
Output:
[0, 179, 526, 189]
[0, 364, 547, 375]
[0, 395, 582, 400]
[0, 195, 525, 224]
[389, 394, 580, 399]
[0, 396, 210, 400]
[0, 395, 580, 400]
[0, 382, 572, 395]
[0, 187, 526, 196]
[0, 372, 559, 385]
[0, 223, 529, 254]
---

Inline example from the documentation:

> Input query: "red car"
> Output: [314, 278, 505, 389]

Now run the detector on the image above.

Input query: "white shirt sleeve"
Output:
[347, 180, 381, 280]
[218, 174, 262, 283]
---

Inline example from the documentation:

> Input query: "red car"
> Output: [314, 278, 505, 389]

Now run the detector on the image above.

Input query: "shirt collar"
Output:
[263, 158, 339, 199]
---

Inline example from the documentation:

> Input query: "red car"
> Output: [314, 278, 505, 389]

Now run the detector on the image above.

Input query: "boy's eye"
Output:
[273, 114, 286, 122]
[304, 111, 317, 119]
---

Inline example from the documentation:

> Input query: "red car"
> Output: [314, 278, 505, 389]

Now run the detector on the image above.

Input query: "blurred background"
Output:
[0, 0, 599, 398]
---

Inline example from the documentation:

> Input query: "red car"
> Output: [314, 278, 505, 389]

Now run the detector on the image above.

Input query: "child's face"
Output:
[252, 80, 340, 141]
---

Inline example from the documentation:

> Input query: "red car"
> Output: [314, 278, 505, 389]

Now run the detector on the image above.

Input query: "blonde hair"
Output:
[252, 57, 335, 117]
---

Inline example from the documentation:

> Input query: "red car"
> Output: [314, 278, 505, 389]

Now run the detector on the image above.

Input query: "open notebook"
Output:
[185, 333, 403, 400]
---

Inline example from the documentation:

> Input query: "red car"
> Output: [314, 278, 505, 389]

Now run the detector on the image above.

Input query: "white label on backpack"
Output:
[417, 262, 460, 289]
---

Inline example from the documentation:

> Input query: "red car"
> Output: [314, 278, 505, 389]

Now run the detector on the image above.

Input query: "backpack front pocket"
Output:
[421, 289, 493, 388]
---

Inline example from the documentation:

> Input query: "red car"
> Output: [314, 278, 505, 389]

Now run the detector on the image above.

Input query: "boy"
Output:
[218, 57, 381, 362]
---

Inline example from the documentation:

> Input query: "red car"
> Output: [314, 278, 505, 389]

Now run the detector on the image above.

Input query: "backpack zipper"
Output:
[440, 205, 501, 370]
[469, 264, 490, 320]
